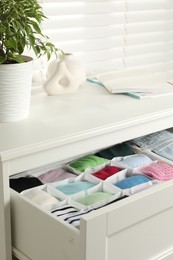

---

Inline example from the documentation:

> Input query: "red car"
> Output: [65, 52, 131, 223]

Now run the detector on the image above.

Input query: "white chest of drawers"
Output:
[1, 82, 173, 260]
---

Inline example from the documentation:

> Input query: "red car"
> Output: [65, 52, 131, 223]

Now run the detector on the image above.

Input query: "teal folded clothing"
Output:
[76, 191, 113, 206]
[69, 155, 108, 173]
[115, 175, 151, 189]
[96, 142, 135, 159]
[56, 181, 96, 195]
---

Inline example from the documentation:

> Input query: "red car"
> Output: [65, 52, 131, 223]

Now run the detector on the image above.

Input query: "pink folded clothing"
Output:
[139, 162, 173, 181]
[38, 168, 76, 183]
[93, 166, 121, 180]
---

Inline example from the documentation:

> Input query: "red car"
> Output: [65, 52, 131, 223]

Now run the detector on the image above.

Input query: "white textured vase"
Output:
[43, 53, 86, 95]
[0, 56, 33, 122]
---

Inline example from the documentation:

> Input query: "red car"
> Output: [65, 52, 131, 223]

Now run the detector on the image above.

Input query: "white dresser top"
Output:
[0, 82, 173, 161]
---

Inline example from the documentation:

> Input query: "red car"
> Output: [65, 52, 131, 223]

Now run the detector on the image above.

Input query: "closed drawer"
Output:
[11, 175, 173, 260]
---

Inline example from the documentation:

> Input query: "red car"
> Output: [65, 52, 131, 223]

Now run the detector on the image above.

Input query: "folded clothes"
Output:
[121, 154, 152, 168]
[51, 205, 79, 217]
[139, 162, 173, 181]
[95, 142, 135, 159]
[114, 175, 151, 189]
[152, 140, 173, 162]
[76, 191, 113, 206]
[64, 208, 93, 228]
[93, 166, 121, 180]
[22, 189, 60, 210]
[68, 154, 108, 173]
[38, 168, 76, 183]
[10, 177, 43, 193]
[56, 181, 96, 195]
[129, 130, 173, 149]
[51, 205, 92, 229]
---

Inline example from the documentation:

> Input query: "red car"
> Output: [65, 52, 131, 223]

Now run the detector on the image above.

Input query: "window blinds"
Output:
[31, 0, 173, 90]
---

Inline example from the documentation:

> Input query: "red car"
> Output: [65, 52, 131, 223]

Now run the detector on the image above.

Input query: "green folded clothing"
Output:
[69, 155, 108, 173]
[76, 191, 113, 206]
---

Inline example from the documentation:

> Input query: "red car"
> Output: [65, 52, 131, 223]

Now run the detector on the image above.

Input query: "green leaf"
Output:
[4, 38, 17, 50]
[0, 49, 6, 64]
[12, 56, 24, 63]
[30, 21, 42, 34]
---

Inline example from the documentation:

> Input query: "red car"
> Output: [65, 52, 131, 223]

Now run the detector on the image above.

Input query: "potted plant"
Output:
[0, 0, 58, 122]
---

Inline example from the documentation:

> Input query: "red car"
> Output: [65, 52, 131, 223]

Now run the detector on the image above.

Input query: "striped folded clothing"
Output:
[51, 205, 93, 228]
[51, 205, 79, 218]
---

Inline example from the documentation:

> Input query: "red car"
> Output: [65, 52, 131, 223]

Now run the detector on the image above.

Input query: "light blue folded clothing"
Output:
[56, 181, 96, 195]
[121, 154, 152, 168]
[114, 175, 151, 189]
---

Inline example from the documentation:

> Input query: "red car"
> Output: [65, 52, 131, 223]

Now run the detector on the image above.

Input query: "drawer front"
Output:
[79, 180, 173, 260]
[106, 181, 173, 260]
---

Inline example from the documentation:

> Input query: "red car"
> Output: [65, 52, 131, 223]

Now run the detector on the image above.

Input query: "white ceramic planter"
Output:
[0, 56, 33, 122]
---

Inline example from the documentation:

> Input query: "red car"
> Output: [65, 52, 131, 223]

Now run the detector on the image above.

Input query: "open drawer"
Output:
[11, 175, 173, 260]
